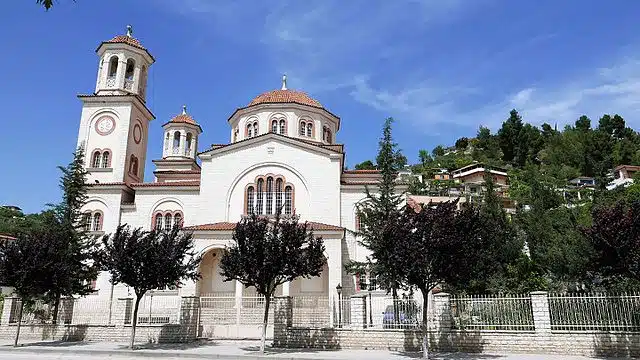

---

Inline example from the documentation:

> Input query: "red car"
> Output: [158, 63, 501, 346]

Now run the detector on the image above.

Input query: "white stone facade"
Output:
[76, 29, 402, 309]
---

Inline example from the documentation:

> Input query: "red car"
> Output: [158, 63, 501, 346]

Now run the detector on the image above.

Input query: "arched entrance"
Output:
[197, 248, 234, 296]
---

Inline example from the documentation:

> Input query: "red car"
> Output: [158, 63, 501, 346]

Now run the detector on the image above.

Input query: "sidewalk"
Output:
[0, 339, 625, 360]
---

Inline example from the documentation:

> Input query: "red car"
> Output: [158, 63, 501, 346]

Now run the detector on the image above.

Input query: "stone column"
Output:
[432, 292, 452, 332]
[349, 294, 367, 329]
[235, 280, 243, 325]
[1, 297, 16, 324]
[282, 282, 290, 296]
[114, 297, 132, 327]
[273, 296, 292, 347]
[530, 291, 551, 333]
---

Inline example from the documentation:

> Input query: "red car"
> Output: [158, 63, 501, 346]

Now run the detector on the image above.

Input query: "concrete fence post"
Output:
[349, 294, 367, 329]
[432, 292, 452, 332]
[273, 296, 292, 347]
[1, 297, 16, 324]
[530, 291, 551, 333]
[180, 296, 200, 340]
[114, 297, 132, 328]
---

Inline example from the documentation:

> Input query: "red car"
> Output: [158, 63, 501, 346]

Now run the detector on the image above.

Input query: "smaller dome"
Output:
[169, 105, 197, 125]
[248, 90, 323, 108]
[105, 25, 146, 50]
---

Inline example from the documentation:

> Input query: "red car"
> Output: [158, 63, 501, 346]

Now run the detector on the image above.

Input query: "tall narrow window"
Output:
[92, 212, 102, 231]
[92, 151, 101, 168]
[164, 133, 170, 150]
[299, 121, 306, 136]
[253, 123, 258, 137]
[173, 213, 182, 228]
[279, 120, 286, 135]
[284, 186, 293, 215]
[265, 177, 274, 215]
[246, 186, 255, 214]
[101, 151, 110, 168]
[272, 120, 278, 133]
[83, 212, 91, 232]
[173, 132, 180, 154]
[326, 129, 332, 144]
[185, 133, 193, 156]
[322, 126, 327, 141]
[129, 155, 138, 176]
[155, 213, 163, 231]
[247, 124, 253, 138]
[108, 56, 118, 78]
[164, 214, 173, 231]
[275, 179, 283, 214]
[256, 179, 264, 215]
[307, 123, 313, 137]
[125, 59, 135, 80]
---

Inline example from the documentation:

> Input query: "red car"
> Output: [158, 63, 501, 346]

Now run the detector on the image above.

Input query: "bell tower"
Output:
[76, 26, 155, 184]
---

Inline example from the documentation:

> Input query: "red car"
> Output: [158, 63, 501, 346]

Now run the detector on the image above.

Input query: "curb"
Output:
[0, 346, 336, 360]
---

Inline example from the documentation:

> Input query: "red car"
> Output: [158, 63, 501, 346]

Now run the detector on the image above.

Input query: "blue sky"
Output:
[2, 0, 640, 213]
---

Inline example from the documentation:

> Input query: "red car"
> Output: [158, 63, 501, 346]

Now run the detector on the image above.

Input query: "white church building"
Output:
[77, 27, 404, 311]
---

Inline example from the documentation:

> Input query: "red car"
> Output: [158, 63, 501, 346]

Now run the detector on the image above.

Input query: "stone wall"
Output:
[273, 295, 640, 358]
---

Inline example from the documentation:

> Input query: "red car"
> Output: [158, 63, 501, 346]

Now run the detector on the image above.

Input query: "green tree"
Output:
[220, 212, 325, 353]
[44, 148, 99, 322]
[497, 109, 524, 164]
[418, 149, 432, 168]
[354, 160, 376, 170]
[0, 207, 48, 236]
[432, 145, 445, 157]
[0, 230, 56, 346]
[99, 226, 201, 349]
[455, 137, 469, 150]
[397, 200, 484, 358]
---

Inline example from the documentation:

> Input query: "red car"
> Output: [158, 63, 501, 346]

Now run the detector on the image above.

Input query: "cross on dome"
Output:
[126, 25, 133, 37]
[281, 74, 287, 90]
[182, 105, 187, 115]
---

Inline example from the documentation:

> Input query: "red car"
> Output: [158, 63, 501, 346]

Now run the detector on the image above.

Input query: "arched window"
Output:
[82, 212, 92, 232]
[92, 212, 102, 232]
[275, 178, 283, 214]
[246, 186, 255, 214]
[271, 120, 278, 133]
[173, 212, 183, 228]
[299, 121, 306, 136]
[173, 132, 180, 154]
[355, 213, 361, 231]
[265, 177, 274, 215]
[155, 213, 163, 231]
[129, 155, 138, 176]
[284, 186, 293, 215]
[108, 56, 118, 78]
[125, 59, 135, 80]
[279, 120, 286, 135]
[164, 133, 170, 150]
[306, 123, 313, 137]
[247, 123, 253, 138]
[256, 179, 264, 215]
[101, 151, 110, 168]
[92, 151, 101, 168]
[164, 213, 173, 231]
[253, 122, 258, 137]
[326, 129, 332, 144]
[185, 133, 193, 156]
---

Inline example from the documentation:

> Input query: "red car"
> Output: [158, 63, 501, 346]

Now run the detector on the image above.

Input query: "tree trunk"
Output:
[129, 295, 143, 350]
[51, 294, 60, 325]
[14, 300, 24, 347]
[260, 295, 271, 353]
[392, 287, 399, 329]
[421, 289, 430, 359]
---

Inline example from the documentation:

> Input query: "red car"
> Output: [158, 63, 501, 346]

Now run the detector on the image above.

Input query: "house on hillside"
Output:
[607, 165, 640, 190]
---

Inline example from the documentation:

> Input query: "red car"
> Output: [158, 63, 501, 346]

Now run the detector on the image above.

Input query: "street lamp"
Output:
[335, 284, 342, 327]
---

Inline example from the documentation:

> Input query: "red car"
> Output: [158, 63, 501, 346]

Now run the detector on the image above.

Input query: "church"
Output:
[77, 27, 405, 310]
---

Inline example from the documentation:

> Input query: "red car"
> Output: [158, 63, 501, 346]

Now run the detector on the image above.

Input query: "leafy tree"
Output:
[99, 226, 201, 349]
[497, 109, 524, 163]
[474, 126, 501, 162]
[432, 145, 445, 157]
[583, 200, 640, 290]
[354, 160, 376, 170]
[44, 148, 99, 322]
[220, 212, 325, 353]
[0, 207, 48, 236]
[0, 231, 56, 346]
[418, 149, 432, 168]
[397, 200, 484, 358]
[455, 137, 469, 150]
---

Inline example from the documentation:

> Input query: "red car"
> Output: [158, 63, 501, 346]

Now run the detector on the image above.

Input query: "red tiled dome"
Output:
[248, 89, 323, 108]
[106, 35, 145, 50]
[169, 106, 197, 125]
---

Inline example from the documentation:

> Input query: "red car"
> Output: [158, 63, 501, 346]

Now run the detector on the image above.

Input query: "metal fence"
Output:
[450, 294, 535, 331]
[198, 295, 274, 325]
[9, 297, 117, 325]
[128, 294, 182, 325]
[549, 293, 640, 331]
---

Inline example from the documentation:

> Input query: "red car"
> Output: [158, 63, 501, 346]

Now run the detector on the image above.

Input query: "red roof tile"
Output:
[105, 35, 146, 51]
[130, 181, 200, 187]
[185, 221, 343, 232]
[248, 90, 322, 108]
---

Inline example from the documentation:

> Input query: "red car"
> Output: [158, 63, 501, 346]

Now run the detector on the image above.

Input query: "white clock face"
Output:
[96, 116, 115, 135]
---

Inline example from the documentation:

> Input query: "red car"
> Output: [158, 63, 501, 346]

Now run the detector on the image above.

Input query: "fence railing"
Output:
[450, 294, 535, 331]
[549, 293, 640, 331]
[10, 298, 119, 326]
